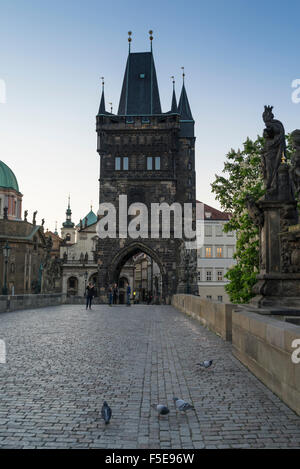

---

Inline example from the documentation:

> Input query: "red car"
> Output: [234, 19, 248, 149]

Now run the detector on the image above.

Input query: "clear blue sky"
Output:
[1, 0, 300, 232]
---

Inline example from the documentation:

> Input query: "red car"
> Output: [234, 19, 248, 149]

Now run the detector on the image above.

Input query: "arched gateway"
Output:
[95, 35, 198, 303]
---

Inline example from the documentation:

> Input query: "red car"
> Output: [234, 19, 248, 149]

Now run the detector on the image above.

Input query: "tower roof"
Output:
[77, 209, 97, 229]
[178, 82, 193, 121]
[62, 196, 74, 228]
[118, 52, 162, 116]
[0, 161, 20, 192]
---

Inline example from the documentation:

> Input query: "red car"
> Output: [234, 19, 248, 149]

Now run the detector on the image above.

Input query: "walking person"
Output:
[126, 282, 131, 307]
[113, 283, 119, 305]
[108, 285, 113, 306]
[86, 282, 95, 310]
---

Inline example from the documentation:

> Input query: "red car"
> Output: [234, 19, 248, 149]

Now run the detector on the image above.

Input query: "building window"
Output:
[188, 162, 192, 170]
[188, 177, 192, 186]
[215, 224, 223, 236]
[205, 225, 212, 237]
[115, 157, 121, 170]
[218, 295, 223, 302]
[217, 270, 223, 281]
[227, 246, 234, 258]
[205, 247, 212, 258]
[197, 271, 201, 282]
[66, 233, 71, 242]
[216, 247, 223, 258]
[115, 156, 128, 170]
[10, 263, 15, 274]
[147, 156, 160, 170]
[206, 295, 212, 300]
[206, 271, 212, 281]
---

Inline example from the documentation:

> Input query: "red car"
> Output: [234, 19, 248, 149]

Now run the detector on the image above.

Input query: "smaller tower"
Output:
[61, 195, 76, 243]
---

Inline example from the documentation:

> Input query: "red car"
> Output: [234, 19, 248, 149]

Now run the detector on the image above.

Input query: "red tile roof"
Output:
[196, 201, 230, 221]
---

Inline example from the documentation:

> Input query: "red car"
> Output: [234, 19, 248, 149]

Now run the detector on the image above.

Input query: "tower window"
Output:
[115, 157, 128, 170]
[147, 157, 161, 170]
[139, 73, 145, 79]
[115, 157, 121, 170]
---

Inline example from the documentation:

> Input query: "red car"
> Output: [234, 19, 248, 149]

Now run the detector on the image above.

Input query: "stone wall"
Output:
[172, 294, 234, 341]
[232, 308, 300, 416]
[0, 293, 66, 313]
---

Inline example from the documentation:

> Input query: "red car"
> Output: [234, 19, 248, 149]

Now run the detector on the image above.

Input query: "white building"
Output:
[197, 202, 236, 303]
[60, 201, 99, 298]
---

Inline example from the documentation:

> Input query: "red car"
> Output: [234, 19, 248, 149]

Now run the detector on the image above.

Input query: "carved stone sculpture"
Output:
[261, 105, 286, 197]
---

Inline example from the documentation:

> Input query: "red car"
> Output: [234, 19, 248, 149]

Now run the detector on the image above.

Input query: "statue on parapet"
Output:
[261, 105, 286, 197]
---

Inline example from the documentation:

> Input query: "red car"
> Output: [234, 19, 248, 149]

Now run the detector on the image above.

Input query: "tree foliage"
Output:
[211, 135, 293, 304]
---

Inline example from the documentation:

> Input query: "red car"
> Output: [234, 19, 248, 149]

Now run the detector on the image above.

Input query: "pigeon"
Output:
[173, 397, 194, 412]
[197, 360, 213, 369]
[101, 401, 112, 424]
[151, 404, 170, 417]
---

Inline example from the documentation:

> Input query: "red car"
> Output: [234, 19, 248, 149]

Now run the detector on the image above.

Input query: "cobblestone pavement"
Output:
[0, 304, 299, 449]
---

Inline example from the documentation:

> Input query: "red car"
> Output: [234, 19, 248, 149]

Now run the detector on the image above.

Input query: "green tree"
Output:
[212, 135, 293, 304]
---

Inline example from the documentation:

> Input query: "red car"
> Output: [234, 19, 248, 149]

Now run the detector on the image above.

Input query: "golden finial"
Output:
[149, 30, 153, 51]
[181, 66, 185, 81]
[128, 31, 132, 51]
[281, 151, 286, 164]
[171, 75, 175, 90]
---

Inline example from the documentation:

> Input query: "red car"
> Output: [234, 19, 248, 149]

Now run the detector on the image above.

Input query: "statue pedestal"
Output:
[250, 197, 300, 312]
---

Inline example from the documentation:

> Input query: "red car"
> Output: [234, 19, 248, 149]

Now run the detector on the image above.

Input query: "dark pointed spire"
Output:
[178, 68, 193, 120]
[98, 77, 106, 115]
[63, 195, 74, 228]
[178, 67, 194, 137]
[170, 76, 178, 113]
[118, 36, 162, 116]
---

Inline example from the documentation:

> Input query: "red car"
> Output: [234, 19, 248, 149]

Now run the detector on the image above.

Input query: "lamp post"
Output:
[2, 241, 11, 295]
[84, 270, 88, 296]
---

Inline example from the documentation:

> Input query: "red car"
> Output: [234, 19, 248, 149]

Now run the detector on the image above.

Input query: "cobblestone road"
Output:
[0, 304, 299, 449]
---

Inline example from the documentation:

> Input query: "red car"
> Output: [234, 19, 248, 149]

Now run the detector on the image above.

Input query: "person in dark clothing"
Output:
[126, 283, 131, 306]
[86, 282, 95, 310]
[113, 283, 119, 305]
[108, 285, 113, 306]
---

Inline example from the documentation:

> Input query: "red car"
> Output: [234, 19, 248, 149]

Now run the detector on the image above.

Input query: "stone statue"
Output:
[84, 217, 88, 228]
[63, 251, 68, 262]
[290, 129, 300, 196]
[24, 210, 28, 222]
[80, 219, 83, 230]
[245, 194, 264, 227]
[41, 218, 45, 226]
[33, 210, 38, 225]
[261, 105, 286, 196]
[3, 207, 8, 220]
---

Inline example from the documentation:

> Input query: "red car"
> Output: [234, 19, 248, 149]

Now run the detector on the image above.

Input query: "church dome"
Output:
[0, 161, 19, 192]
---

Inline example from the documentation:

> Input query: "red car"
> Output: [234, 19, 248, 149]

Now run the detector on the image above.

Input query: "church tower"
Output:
[61, 196, 76, 244]
[96, 32, 197, 302]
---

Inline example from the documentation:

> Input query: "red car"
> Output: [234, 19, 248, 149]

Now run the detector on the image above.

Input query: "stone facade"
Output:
[95, 45, 197, 303]
[196, 202, 236, 302]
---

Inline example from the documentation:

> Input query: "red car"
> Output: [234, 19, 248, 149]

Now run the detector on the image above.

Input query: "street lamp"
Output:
[2, 241, 11, 295]
[84, 270, 88, 296]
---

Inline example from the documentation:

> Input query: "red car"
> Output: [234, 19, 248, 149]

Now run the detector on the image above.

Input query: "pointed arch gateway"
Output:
[108, 242, 167, 303]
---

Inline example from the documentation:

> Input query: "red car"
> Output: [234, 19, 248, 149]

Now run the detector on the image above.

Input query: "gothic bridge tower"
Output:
[96, 33, 197, 302]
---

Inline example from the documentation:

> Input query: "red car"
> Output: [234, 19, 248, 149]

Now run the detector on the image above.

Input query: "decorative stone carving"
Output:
[261, 105, 286, 198]
[290, 129, 300, 196]
[245, 194, 264, 227]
